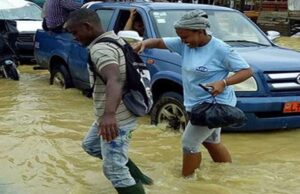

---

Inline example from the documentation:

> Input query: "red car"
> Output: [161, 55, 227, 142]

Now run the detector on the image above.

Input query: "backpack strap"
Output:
[87, 37, 126, 90]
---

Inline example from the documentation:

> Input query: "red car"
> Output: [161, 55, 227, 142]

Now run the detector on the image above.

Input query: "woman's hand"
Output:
[205, 80, 226, 96]
[132, 41, 145, 54]
[132, 38, 167, 54]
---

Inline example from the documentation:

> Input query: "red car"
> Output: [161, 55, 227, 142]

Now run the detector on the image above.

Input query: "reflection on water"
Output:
[274, 36, 300, 51]
[0, 37, 300, 194]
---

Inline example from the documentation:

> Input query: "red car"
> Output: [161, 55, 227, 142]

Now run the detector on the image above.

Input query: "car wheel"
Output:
[50, 65, 73, 89]
[151, 92, 188, 132]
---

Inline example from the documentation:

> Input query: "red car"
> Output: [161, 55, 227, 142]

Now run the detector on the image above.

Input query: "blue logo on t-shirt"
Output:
[196, 66, 208, 72]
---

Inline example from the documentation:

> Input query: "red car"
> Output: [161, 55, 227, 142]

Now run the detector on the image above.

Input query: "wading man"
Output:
[64, 9, 153, 193]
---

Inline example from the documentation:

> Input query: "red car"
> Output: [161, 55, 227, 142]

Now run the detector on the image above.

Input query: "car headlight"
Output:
[232, 76, 258, 91]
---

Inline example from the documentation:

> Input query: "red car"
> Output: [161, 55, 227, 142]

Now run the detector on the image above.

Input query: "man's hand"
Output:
[98, 112, 119, 142]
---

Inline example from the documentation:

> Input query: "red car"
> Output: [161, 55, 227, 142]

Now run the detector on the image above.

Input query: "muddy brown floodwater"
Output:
[0, 37, 300, 194]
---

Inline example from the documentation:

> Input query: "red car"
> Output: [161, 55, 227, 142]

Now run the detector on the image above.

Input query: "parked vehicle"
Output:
[34, 2, 300, 132]
[0, 58, 19, 81]
[0, 20, 19, 80]
[26, 0, 46, 8]
[0, 0, 42, 64]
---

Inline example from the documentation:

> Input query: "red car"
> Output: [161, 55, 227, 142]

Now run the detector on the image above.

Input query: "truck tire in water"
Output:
[151, 92, 188, 132]
[50, 65, 73, 89]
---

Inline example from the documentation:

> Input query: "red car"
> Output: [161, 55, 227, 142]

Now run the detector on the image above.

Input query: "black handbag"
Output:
[190, 84, 247, 129]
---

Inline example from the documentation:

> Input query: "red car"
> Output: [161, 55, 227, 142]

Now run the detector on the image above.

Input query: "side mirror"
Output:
[117, 30, 143, 44]
[266, 30, 280, 41]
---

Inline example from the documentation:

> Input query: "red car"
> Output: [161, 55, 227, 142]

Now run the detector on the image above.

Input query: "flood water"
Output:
[0, 37, 300, 194]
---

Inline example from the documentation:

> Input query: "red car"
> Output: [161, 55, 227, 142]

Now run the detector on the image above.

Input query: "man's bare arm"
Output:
[98, 63, 122, 141]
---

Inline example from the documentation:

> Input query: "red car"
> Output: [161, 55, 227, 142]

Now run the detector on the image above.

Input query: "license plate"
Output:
[283, 102, 300, 113]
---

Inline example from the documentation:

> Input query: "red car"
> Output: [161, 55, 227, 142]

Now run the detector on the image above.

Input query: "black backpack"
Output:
[88, 37, 153, 117]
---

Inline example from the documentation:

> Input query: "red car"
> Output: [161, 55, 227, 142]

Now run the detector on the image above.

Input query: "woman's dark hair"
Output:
[134, 13, 143, 24]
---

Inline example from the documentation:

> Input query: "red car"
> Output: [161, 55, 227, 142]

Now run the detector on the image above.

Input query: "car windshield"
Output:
[150, 10, 271, 46]
[0, 2, 42, 20]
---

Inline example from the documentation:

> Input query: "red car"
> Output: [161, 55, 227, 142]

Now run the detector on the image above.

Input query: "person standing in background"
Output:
[44, 0, 82, 32]
[41, 0, 48, 30]
[124, 9, 145, 37]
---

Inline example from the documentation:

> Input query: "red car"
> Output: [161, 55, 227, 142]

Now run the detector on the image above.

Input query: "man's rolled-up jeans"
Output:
[82, 121, 136, 187]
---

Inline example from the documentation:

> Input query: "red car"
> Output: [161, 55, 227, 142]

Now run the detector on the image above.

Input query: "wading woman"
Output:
[133, 10, 253, 177]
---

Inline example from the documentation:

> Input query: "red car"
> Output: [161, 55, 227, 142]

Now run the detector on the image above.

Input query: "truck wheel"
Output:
[151, 92, 188, 132]
[50, 65, 73, 89]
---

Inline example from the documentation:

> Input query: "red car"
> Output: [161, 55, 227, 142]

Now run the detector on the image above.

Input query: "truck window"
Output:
[96, 9, 114, 31]
[114, 10, 146, 39]
[113, 10, 129, 33]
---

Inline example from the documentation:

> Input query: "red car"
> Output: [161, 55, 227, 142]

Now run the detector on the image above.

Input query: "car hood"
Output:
[236, 46, 300, 71]
[0, 0, 28, 9]
[16, 20, 42, 32]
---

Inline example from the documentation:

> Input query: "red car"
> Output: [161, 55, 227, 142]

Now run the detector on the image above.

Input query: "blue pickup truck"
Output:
[34, 2, 300, 132]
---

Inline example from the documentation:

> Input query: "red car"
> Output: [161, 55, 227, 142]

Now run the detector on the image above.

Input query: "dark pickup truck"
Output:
[34, 2, 300, 132]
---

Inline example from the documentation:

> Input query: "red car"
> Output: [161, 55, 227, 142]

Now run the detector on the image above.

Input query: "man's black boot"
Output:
[115, 182, 146, 194]
[126, 159, 153, 185]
